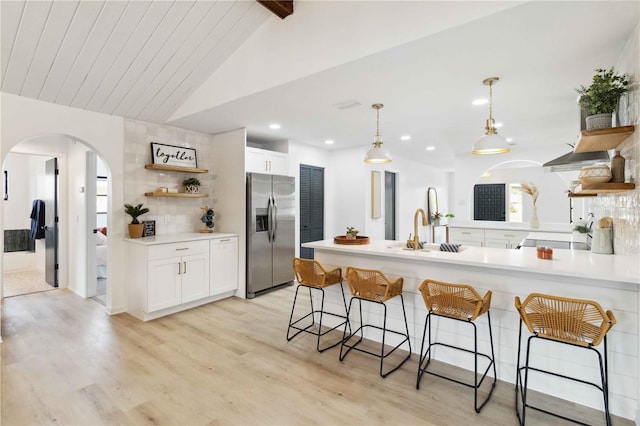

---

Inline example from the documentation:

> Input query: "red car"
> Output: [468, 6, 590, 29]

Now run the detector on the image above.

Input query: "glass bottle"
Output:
[610, 150, 625, 183]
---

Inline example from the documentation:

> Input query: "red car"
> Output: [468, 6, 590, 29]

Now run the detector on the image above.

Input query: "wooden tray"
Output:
[334, 236, 370, 245]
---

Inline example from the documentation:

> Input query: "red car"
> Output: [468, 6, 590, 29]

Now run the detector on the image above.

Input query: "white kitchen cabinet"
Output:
[246, 147, 289, 175]
[484, 229, 529, 249]
[210, 236, 239, 296]
[449, 227, 484, 247]
[146, 241, 209, 312]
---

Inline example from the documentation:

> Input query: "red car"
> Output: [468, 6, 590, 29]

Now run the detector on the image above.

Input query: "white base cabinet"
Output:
[126, 234, 238, 321]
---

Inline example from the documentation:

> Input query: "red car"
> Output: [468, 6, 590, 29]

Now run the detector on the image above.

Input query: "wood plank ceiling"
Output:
[0, 0, 271, 124]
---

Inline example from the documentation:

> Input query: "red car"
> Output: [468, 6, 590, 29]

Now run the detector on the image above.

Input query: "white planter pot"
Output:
[585, 113, 612, 130]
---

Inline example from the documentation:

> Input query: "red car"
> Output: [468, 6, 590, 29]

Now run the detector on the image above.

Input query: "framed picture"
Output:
[142, 220, 156, 237]
[150, 142, 197, 168]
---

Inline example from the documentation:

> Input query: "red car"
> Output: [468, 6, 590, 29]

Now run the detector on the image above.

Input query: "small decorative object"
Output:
[124, 203, 149, 238]
[576, 67, 629, 130]
[521, 182, 539, 229]
[573, 220, 592, 235]
[142, 220, 156, 237]
[183, 177, 201, 194]
[579, 164, 612, 184]
[430, 212, 442, 226]
[199, 205, 215, 233]
[610, 150, 625, 183]
[536, 246, 553, 260]
[150, 142, 197, 168]
[591, 216, 613, 255]
[345, 226, 359, 240]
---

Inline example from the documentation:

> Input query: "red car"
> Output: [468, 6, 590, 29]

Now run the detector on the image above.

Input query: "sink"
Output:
[387, 242, 467, 253]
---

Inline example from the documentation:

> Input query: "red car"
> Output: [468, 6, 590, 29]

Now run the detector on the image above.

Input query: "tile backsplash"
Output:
[123, 119, 215, 235]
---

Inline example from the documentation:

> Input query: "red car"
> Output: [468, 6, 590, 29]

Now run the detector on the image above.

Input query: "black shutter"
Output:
[299, 165, 324, 259]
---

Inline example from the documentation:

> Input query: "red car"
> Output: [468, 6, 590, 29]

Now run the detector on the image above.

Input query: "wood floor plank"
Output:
[1, 287, 633, 425]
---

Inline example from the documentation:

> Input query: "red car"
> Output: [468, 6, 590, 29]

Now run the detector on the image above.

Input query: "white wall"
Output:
[3, 153, 37, 230]
[1, 93, 126, 317]
[68, 142, 89, 298]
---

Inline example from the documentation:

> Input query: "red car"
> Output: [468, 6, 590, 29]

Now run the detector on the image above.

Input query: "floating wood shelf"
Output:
[567, 193, 597, 198]
[145, 164, 208, 173]
[145, 192, 209, 198]
[573, 182, 635, 195]
[573, 125, 635, 153]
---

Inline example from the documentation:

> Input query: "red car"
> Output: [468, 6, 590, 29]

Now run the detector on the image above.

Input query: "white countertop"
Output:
[124, 232, 238, 246]
[304, 239, 639, 285]
[449, 221, 572, 233]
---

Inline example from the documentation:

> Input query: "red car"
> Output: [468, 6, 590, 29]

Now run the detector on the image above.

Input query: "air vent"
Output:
[332, 99, 361, 110]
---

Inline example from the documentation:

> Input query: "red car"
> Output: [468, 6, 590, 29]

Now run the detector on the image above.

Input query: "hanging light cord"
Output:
[488, 80, 494, 121]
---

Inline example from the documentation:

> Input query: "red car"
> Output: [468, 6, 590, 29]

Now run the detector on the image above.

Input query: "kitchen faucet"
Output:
[408, 208, 428, 250]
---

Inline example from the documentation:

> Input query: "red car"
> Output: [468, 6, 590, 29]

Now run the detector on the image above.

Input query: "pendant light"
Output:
[364, 103, 392, 163]
[472, 77, 510, 155]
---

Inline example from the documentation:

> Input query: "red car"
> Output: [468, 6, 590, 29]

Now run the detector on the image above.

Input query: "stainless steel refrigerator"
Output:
[246, 173, 295, 298]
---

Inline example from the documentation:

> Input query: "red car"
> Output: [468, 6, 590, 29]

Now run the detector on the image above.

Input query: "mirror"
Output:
[427, 187, 438, 225]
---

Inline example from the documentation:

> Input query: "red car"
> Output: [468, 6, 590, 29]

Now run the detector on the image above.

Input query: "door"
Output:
[180, 252, 210, 303]
[299, 165, 324, 259]
[44, 158, 58, 287]
[148, 257, 182, 312]
[272, 175, 295, 286]
[384, 171, 396, 240]
[210, 237, 239, 295]
[247, 173, 273, 295]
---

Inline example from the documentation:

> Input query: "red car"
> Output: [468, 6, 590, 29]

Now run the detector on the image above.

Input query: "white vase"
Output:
[530, 205, 539, 229]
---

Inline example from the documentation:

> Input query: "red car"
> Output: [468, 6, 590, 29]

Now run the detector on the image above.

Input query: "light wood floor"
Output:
[2, 269, 53, 298]
[1, 286, 631, 425]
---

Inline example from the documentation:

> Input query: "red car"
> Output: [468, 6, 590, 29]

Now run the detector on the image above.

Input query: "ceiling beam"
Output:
[257, 0, 293, 19]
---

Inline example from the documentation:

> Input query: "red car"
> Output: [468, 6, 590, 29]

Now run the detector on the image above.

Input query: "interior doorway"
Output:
[299, 164, 324, 259]
[3, 153, 58, 297]
[86, 152, 109, 305]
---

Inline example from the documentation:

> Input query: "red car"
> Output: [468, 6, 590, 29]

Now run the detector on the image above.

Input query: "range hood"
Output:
[543, 150, 609, 172]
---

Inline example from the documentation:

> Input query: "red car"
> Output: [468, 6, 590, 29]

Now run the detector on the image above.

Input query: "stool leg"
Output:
[286, 285, 303, 341]
[315, 288, 325, 352]
[379, 302, 388, 377]
[308, 287, 315, 323]
[417, 311, 431, 389]
[601, 337, 611, 426]
[515, 319, 525, 425]
[400, 294, 411, 355]
[339, 282, 351, 335]
[339, 297, 356, 362]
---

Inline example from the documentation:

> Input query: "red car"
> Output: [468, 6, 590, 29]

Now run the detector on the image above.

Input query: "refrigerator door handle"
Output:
[272, 196, 278, 242]
[267, 196, 273, 242]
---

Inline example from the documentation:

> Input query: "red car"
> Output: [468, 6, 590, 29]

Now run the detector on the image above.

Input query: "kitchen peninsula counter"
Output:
[303, 239, 640, 420]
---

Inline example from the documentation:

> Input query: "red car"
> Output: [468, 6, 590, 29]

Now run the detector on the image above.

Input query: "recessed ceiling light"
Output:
[426, 146, 436, 151]
[325, 139, 334, 145]
[472, 98, 488, 106]
[494, 122, 503, 128]
[269, 123, 281, 129]
[506, 137, 513, 142]
[400, 135, 411, 141]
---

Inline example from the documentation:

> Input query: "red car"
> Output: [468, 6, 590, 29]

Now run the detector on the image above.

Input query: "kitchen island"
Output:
[303, 239, 639, 421]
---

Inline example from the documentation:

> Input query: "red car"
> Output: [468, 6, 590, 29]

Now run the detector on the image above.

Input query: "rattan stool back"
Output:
[293, 258, 343, 289]
[345, 267, 403, 302]
[419, 279, 491, 321]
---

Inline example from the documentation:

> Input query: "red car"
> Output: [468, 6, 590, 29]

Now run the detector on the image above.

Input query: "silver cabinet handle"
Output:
[462, 231, 471, 235]
[183, 262, 187, 274]
[177, 262, 181, 275]
[504, 234, 515, 237]
[175, 247, 188, 251]
[219, 238, 231, 242]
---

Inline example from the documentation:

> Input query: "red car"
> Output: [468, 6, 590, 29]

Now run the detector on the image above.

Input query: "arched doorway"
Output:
[2, 134, 113, 308]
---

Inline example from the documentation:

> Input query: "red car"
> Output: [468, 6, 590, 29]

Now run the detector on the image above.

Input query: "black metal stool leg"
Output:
[315, 288, 325, 352]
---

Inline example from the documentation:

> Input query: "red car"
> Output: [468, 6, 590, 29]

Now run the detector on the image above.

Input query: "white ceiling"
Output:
[1, 1, 638, 169]
[0, 0, 271, 123]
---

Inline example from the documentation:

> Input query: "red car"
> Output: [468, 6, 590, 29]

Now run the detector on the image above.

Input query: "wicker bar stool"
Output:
[417, 279, 496, 413]
[515, 293, 616, 426]
[339, 267, 411, 378]
[287, 258, 349, 352]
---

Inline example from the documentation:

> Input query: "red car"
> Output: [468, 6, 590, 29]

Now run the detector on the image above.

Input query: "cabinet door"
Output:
[457, 239, 484, 248]
[485, 238, 508, 249]
[180, 252, 210, 303]
[210, 237, 239, 295]
[268, 152, 289, 175]
[246, 148, 268, 173]
[148, 258, 182, 312]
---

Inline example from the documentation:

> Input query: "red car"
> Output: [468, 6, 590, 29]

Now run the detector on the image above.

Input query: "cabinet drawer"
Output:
[484, 229, 529, 241]
[148, 240, 209, 260]
[449, 227, 484, 241]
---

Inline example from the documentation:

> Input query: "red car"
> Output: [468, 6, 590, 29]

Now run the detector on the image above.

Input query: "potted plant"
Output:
[430, 212, 443, 226]
[124, 203, 149, 238]
[576, 67, 629, 130]
[183, 177, 201, 194]
[345, 226, 359, 240]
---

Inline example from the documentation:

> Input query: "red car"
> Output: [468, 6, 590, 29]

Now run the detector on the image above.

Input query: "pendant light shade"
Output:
[472, 77, 510, 155]
[364, 103, 392, 163]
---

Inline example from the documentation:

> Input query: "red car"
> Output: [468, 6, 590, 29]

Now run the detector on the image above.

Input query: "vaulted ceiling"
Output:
[1, 0, 270, 123]
[2, 1, 639, 168]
